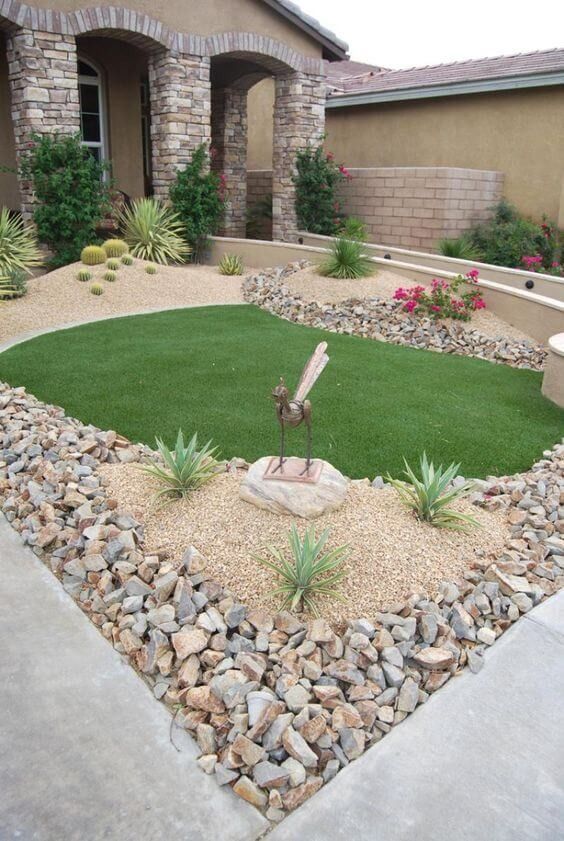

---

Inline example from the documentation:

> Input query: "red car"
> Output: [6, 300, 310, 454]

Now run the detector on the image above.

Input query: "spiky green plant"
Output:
[121, 254, 134, 266]
[106, 258, 120, 271]
[254, 525, 349, 616]
[338, 217, 368, 242]
[81, 245, 106, 266]
[218, 253, 244, 276]
[0, 207, 42, 276]
[319, 237, 374, 279]
[438, 236, 483, 261]
[90, 283, 104, 296]
[0, 275, 18, 301]
[145, 264, 157, 275]
[386, 453, 479, 531]
[103, 238, 129, 258]
[140, 430, 220, 503]
[117, 197, 191, 265]
[77, 269, 92, 282]
[103, 270, 117, 283]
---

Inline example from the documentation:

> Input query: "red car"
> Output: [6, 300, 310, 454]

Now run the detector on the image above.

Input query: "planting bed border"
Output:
[1, 380, 562, 821]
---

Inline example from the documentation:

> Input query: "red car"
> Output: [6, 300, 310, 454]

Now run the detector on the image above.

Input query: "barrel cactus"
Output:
[90, 283, 104, 296]
[145, 264, 157, 275]
[121, 254, 134, 266]
[77, 269, 92, 282]
[219, 253, 244, 276]
[106, 258, 120, 271]
[104, 270, 117, 283]
[81, 245, 106, 266]
[103, 238, 129, 258]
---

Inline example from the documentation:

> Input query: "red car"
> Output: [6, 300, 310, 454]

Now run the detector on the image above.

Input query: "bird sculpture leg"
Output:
[272, 410, 286, 474]
[301, 402, 313, 476]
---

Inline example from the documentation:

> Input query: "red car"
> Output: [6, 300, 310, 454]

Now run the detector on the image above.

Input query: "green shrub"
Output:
[0, 208, 42, 275]
[339, 217, 367, 242]
[438, 236, 483, 261]
[121, 254, 134, 266]
[117, 198, 190, 265]
[319, 237, 374, 279]
[294, 145, 350, 235]
[470, 200, 560, 270]
[386, 453, 479, 531]
[106, 258, 120, 271]
[218, 253, 244, 276]
[169, 144, 226, 263]
[103, 270, 117, 282]
[103, 238, 129, 258]
[255, 524, 349, 615]
[145, 264, 157, 275]
[81, 245, 106, 265]
[90, 283, 104, 296]
[140, 429, 220, 503]
[20, 133, 109, 267]
[77, 269, 92, 283]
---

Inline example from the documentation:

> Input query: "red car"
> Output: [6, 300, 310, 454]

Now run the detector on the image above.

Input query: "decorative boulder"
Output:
[240, 457, 348, 519]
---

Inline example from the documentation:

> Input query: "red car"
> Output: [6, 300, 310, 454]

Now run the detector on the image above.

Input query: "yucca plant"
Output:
[90, 283, 104, 296]
[338, 216, 367, 242]
[103, 238, 129, 258]
[255, 525, 349, 616]
[117, 197, 191, 265]
[438, 236, 483, 261]
[386, 453, 479, 531]
[0, 208, 42, 276]
[319, 237, 374, 279]
[140, 430, 220, 503]
[219, 253, 244, 276]
[106, 258, 120, 271]
[0, 275, 18, 301]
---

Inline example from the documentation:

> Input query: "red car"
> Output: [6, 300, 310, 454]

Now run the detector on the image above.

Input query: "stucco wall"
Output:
[0, 36, 20, 210]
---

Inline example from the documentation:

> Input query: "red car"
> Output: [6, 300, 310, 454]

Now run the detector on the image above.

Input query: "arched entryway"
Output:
[0, 21, 20, 210]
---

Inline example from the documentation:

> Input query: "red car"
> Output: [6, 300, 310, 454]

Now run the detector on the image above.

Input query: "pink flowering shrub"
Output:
[522, 255, 564, 277]
[393, 270, 485, 321]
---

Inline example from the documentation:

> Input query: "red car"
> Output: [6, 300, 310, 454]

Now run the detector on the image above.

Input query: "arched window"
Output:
[78, 58, 107, 163]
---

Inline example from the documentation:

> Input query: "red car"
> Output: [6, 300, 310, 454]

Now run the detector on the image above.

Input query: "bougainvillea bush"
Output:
[394, 270, 486, 321]
[294, 145, 352, 235]
[470, 200, 561, 271]
[522, 254, 564, 277]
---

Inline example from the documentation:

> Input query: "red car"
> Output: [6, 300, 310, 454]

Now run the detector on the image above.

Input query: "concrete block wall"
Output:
[338, 167, 504, 251]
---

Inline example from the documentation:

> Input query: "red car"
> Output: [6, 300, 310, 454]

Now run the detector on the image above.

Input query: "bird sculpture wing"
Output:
[294, 341, 329, 403]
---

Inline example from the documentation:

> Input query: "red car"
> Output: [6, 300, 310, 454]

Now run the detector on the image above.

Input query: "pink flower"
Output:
[394, 288, 408, 300]
[466, 269, 479, 281]
[338, 165, 352, 180]
[473, 298, 486, 310]
[404, 300, 418, 313]
[431, 305, 441, 312]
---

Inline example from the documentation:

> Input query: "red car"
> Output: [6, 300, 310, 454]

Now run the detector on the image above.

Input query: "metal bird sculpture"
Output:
[271, 341, 329, 476]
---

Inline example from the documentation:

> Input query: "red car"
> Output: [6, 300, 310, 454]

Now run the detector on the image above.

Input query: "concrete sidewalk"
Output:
[268, 592, 564, 841]
[0, 517, 268, 841]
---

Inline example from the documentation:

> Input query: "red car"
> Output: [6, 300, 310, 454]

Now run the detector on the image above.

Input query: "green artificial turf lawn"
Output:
[1, 305, 562, 479]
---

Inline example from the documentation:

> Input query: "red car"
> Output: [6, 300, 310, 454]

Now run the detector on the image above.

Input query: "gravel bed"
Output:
[98, 465, 510, 626]
[0, 259, 246, 344]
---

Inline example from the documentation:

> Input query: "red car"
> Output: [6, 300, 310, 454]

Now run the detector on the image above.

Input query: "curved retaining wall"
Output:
[542, 334, 564, 408]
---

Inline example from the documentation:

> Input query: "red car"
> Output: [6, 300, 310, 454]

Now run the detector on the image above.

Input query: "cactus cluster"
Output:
[81, 245, 106, 266]
[103, 238, 129, 258]
[145, 264, 157, 275]
[104, 270, 117, 283]
[106, 258, 120, 271]
[77, 269, 92, 283]
[90, 283, 104, 296]
[218, 253, 245, 276]
[121, 254, 134, 266]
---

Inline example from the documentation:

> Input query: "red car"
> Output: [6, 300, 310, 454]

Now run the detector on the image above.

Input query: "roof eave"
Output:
[261, 0, 349, 61]
[326, 70, 564, 107]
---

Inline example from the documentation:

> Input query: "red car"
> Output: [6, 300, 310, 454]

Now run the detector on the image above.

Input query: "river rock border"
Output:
[1, 381, 562, 819]
[242, 263, 547, 371]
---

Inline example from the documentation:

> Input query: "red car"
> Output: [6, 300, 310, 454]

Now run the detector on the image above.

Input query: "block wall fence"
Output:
[246, 166, 504, 251]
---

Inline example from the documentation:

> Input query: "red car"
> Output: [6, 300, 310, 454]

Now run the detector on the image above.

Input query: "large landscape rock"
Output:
[239, 457, 348, 519]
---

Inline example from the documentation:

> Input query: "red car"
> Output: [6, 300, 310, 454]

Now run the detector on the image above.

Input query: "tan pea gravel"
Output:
[0, 259, 246, 344]
[99, 464, 510, 626]
[284, 264, 536, 344]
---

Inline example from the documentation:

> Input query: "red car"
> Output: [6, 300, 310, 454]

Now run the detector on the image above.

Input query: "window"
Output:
[78, 58, 107, 163]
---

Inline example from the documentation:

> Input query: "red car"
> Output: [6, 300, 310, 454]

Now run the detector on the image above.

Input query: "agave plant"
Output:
[0, 275, 18, 301]
[255, 525, 349, 616]
[338, 216, 368, 242]
[0, 208, 42, 276]
[117, 198, 191, 265]
[386, 453, 479, 531]
[438, 236, 483, 261]
[140, 430, 220, 503]
[218, 253, 244, 276]
[319, 237, 374, 280]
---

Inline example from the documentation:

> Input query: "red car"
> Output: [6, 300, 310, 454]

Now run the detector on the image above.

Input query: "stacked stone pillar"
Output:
[5, 28, 80, 219]
[149, 50, 211, 199]
[272, 70, 326, 242]
[211, 87, 248, 238]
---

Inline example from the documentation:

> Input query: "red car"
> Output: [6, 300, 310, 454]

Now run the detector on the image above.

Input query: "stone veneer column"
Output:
[6, 28, 80, 219]
[272, 70, 326, 242]
[149, 50, 211, 199]
[211, 87, 248, 238]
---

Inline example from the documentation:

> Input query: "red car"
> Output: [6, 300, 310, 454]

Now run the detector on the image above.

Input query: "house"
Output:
[0, 0, 347, 241]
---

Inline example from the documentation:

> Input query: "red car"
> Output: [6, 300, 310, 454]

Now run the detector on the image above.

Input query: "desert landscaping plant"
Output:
[294, 145, 351, 236]
[255, 524, 349, 615]
[121, 254, 134, 266]
[145, 264, 157, 275]
[387, 453, 479, 531]
[140, 429, 220, 503]
[20, 133, 109, 267]
[219, 253, 244, 276]
[394, 270, 485, 321]
[339, 216, 367, 242]
[90, 283, 104, 296]
[103, 270, 117, 283]
[103, 238, 129, 258]
[319, 237, 374, 279]
[0, 208, 42, 276]
[106, 259, 120, 271]
[81, 245, 106, 266]
[438, 235, 483, 261]
[117, 198, 190, 265]
[0, 274, 19, 300]
[470, 200, 560, 270]
[169, 144, 226, 262]
[77, 269, 92, 283]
